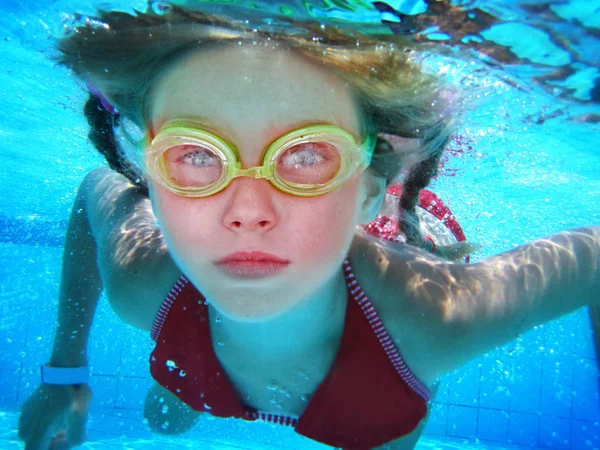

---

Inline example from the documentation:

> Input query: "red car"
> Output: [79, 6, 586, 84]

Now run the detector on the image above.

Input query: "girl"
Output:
[18, 5, 600, 450]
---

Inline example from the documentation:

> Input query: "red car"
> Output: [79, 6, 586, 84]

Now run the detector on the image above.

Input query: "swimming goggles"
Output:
[143, 121, 376, 197]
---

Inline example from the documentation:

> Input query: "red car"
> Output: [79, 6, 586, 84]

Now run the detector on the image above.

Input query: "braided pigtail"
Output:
[397, 137, 443, 248]
[84, 94, 149, 195]
[397, 123, 479, 261]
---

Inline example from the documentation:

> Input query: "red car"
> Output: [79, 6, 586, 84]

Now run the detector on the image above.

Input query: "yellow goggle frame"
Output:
[143, 121, 375, 197]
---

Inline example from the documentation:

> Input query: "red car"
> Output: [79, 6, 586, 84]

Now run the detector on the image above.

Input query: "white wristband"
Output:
[41, 364, 90, 385]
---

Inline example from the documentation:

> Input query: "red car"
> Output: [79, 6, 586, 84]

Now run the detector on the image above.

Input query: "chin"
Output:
[214, 299, 298, 323]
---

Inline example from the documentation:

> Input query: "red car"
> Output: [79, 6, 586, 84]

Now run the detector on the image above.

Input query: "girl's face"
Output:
[148, 43, 380, 321]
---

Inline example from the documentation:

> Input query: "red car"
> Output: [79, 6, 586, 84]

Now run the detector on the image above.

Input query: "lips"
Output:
[216, 251, 289, 264]
[214, 251, 290, 279]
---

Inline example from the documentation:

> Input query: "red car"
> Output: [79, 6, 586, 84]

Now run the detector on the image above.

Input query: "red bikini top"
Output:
[149, 260, 431, 450]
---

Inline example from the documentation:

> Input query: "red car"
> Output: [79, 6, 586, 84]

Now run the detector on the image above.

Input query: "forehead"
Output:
[149, 43, 362, 141]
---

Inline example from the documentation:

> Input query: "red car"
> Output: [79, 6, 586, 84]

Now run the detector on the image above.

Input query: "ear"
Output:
[358, 173, 387, 224]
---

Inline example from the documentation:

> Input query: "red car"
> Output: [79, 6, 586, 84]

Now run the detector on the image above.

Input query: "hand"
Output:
[18, 383, 92, 449]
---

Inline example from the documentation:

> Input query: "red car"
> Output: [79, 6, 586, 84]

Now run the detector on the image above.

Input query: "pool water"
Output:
[1, 1, 600, 449]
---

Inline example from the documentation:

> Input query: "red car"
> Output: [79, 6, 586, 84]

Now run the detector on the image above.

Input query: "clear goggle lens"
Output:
[145, 123, 373, 197]
[162, 140, 342, 188]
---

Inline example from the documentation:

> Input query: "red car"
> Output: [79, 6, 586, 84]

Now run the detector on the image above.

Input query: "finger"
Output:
[24, 430, 53, 450]
[19, 387, 68, 443]
[65, 408, 89, 446]
[50, 439, 71, 450]
[22, 414, 61, 450]
[50, 431, 71, 450]
[65, 386, 91, 446]
[18, 394, 45, 441]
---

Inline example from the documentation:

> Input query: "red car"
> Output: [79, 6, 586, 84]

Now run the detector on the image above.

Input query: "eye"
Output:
[162, 144, 224, 187]
[276, 142, 341, 185]
[280, 143, 331, 168]
[177, 146, 220, 167]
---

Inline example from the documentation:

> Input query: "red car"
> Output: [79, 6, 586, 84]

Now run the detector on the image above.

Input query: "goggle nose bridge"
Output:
[231, 163, 273, 180]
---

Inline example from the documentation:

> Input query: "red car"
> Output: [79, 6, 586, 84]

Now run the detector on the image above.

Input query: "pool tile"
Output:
[21, 303, 55, 372]
[115, 376, 151, 410]
[508, 361, 542, 414]
[477, 408, 508, 443]
[571, 419, 600, 450]
[508, 411, 539, 447]
[119, 328, 155, 378]
[0, 368, 20, 408]
[88, 295, 124, 377]
[572, 357, 600, 421]
[479, 354, 510, 410]
[545, 313, 579, 358]
[448, 359, 481, 407]
[0, 314, 28, 371]
[87, 409, 150, 441]
[541, 356, 573, 418]
[424, 402, 448, 436]
[434, 378, 450, 404]
[447, 404, 477, 439]
[539, 415, 571, 449]
[0, 333, 25, 372]
[89, 374, 118, 411]
[16, 370, 39, 406]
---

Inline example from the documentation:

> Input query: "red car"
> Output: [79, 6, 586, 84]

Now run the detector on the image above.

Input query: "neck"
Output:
[208, 268, 348, 358]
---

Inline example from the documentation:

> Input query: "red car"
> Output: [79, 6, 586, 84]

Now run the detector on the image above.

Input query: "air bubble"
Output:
[279, 389, 291, 399]
[166, 359, 179, 371]
[150, 1, 172, 15]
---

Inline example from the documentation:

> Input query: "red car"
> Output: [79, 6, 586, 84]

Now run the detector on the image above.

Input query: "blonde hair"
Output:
[59, 6, 459, 254]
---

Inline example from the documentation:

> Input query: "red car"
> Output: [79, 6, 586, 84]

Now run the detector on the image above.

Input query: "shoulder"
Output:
[348, 230, 453, 322]
[348, 231, 464, 385]
[83, 168, 181, 331]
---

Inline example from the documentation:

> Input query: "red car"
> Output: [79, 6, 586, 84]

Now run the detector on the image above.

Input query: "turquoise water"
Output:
[1, 1, 600, 449]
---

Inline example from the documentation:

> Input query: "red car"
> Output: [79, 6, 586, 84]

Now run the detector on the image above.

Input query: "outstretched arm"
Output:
[20, 169, 179, 449]
[49, 172, 104, 369]
[19, 171, 107, 449]
[50, 167, 177, 361]
[391, 227, 600, 380]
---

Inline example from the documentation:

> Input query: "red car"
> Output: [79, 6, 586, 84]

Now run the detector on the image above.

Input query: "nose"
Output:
[222, 177, 278, 233]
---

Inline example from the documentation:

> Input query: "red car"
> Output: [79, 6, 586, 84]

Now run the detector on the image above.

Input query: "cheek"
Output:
[149, 177, 365, 264]
[149, 185, 220, 256]
[289, 179, 364, 259]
